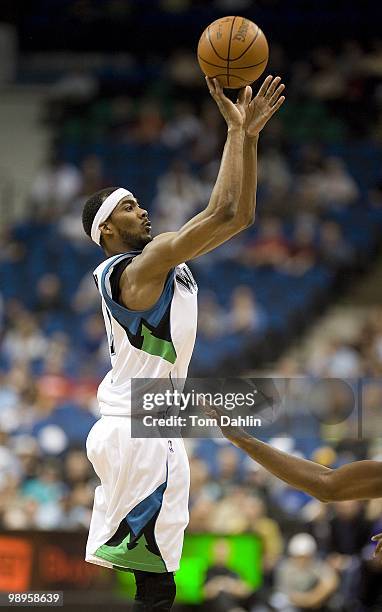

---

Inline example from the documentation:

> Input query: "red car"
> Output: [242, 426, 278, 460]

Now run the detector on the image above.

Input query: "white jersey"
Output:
[93, 251, 198, 416]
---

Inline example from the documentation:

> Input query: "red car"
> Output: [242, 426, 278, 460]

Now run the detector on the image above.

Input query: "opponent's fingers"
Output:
[269, 83, 285, 106]
[257, 74, 273, 97]
[265, 76, 282, 98]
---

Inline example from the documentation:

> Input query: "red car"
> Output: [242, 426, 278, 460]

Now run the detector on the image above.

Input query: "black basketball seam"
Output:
[208, 73, 254, 84]
[231, 25, 261, 62]
[206, 26, 227, 62]
[198, 54, 268, 70]
[197, 55, 226, 69]
[226, 16, 237, 87]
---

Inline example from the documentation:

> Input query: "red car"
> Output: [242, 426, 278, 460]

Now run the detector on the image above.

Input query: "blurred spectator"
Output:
[153, 160, 203, 231]
[0, 23, 17, 85]
[168, 50, 201, 88]
[215, 446, 243, 490]
[198, 291, 225, 340]
[309, 47, 347, 101]
[212, 488, 254, 534]
[131, 101, 164, 144]
[48, 68, 98, 106]
[258, 148, 292, 205]
[80, 154, 106, 197]
[274, 533, 339, 611]
[203, 539, 252, 611]
[240, 217, 290, 268]
[368, 179, 382, 210]
[317, 158, 360, 209]
[327, 501, 372, 567]
[361, 39, 382, 78]
[64, 448, 93, 486]
[225, 286, 268, 334]
[2, 311, 48, 363]
[34, 274, 64, 317]
[318, 222, 354, 269]
[192, 101, 222, 164]
[81, 313, 106, 355]
[21, 459, 66, 506]
[285, 220, 316, 275]
[161, 101, 202, 150]
[29, 150, 82, 215]
[0, 226, 25, 265]
[356, 547, 382, 611]
[243, 495, 283, 574]
[71, 273, 100, 314]
[308, 338, 362, 377]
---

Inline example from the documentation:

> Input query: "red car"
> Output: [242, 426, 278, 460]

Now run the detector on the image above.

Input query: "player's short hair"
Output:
[82, 187, 119, 244]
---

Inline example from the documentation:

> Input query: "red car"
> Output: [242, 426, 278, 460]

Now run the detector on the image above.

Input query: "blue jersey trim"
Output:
[100, 253, 175, 335]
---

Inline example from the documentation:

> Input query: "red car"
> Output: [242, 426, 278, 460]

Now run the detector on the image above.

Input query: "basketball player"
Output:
[81, 74, 285, 610]
[207, 405, 382, 561]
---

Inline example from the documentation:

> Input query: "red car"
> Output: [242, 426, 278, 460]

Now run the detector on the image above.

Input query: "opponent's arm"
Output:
[220, 424, 382, 502]
[235, 76, 285, 227]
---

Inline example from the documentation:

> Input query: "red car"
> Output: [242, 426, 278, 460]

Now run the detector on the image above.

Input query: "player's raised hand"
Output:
[206, 77, 251, 130]
[246, 75, 285, 138]
[372, 532, 382, 561]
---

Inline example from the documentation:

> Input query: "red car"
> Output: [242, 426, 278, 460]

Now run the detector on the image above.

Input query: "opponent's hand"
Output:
[246, 75, 285, 138]
[372, 532, 382, 561]
[206, 77, 251, 130]
[202, 400, 246, 447]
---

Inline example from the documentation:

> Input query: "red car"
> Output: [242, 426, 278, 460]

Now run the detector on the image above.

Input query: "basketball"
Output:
[197, 16, 269, 89]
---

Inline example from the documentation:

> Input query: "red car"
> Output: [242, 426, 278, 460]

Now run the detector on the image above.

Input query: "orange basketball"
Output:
[197, 16, 269, 89]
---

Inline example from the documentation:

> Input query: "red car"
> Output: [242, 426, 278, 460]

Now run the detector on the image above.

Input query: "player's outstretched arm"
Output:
[237, 75, 285, 225]
[205, 406, 382, 502]
[125, 78, 249, 285]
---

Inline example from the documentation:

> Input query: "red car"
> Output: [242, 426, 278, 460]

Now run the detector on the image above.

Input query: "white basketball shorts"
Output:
[85, 416, 190, 573]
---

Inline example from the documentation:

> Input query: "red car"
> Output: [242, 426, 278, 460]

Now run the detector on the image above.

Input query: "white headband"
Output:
[91, 187, 133, 245]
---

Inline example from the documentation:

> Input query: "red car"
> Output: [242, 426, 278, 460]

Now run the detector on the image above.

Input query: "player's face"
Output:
[109, 196, 152, 249]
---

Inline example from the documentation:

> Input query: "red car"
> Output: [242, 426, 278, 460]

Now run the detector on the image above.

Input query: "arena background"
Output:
[0, 1, 382, 610]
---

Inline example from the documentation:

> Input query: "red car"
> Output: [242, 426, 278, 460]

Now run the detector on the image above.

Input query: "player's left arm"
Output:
[235, 76, 285, 227]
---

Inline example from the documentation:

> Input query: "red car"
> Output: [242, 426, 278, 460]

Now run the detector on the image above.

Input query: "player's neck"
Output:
[104, 239, 134, 257]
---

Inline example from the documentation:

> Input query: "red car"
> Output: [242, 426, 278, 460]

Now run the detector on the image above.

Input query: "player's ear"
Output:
[100, 221, 113, 238]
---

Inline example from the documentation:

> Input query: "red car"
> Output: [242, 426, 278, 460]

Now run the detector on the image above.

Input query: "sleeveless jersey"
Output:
[93, 252, 198, 416]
